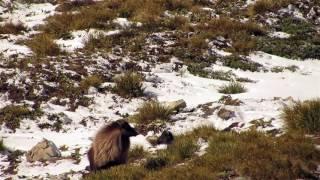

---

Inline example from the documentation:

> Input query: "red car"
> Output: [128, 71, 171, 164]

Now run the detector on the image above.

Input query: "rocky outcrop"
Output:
[26, 139, 61, 162]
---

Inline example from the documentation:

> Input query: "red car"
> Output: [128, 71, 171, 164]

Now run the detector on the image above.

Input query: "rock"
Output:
[223, 122, 241, 131]
[26, 139, 61, 162]
[166, 99, 186, 112]
[217, 108, 235, 120]
[157, 130, 174, 145]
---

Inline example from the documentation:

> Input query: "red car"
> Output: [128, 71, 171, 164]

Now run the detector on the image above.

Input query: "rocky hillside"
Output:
[0, 0, 320, 179]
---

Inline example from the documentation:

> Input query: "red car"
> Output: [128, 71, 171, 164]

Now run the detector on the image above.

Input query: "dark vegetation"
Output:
[86, 127, 320, 180]
[0, 105, 42, 131]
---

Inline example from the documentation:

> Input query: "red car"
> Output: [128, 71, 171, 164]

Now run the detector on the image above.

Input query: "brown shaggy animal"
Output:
[87, 119, 138, 171]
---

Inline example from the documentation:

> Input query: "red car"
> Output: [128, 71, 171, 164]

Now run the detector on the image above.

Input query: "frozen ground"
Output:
[1, 51, 319, 179]
[0, 0, 320, 179]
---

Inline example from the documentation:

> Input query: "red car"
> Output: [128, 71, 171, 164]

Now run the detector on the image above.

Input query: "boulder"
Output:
[166, 99, 186, 112]
[26, 139, 61, 162]
[157, 130, 174, 145]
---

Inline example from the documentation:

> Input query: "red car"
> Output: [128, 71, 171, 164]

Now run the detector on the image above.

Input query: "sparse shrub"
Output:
[0, 22, 27, 34]
[187, 63, 235, 81]
[26, 33, 61, 57]
[0, 105, 40, 131]
[163, 15, 189, 30]
[145, 156, 168, 170]
[132, 101, 173, 124]
[187, 63, 209, 78]
[282, 99, 320, 134]
[222, 55, 261, 72]
[248, 0, 294, 16]
[257, 36, 320, 60]
[56, 0, 96, 12]
[83, 33, 112, 52]
[218, 82, 247, 94]
[79, 75, 103, 93]
[279, 17, 314, 36]
[271, 65, 299, 73]
[43, 4, 115, 38]
[236, 77, 255, 83]
[113, 71, 144, 98]
[271, 66, 284, 73]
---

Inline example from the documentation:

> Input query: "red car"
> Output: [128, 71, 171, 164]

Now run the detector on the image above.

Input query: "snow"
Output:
[0, 2, 57, 29]
[0, 39, 32, 58]
[1, 42, 319, 178]
[269, 31, 291, 39]
[0, 2, 57, 57]
[1, 1, 320, 179]
[113, 18, 132, 28]
[55, 29, 121, 52]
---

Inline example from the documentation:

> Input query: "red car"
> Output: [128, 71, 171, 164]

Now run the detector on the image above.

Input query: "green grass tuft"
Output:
[218, 82, 247, 94]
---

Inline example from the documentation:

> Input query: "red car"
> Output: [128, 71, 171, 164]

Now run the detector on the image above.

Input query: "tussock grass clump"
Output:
[132, 101, 173, 124]
[145, 156, 168, 170]
[56, 0, 96, 11]
[86, 127, 320, 180]
[0, 22, 27, 35]
[159, 133, 199, 163]
[83, 33, 112, 52]
[26, 33, 61, 57]
[43, 5, 115, 38]
[218, 82, 247, 94]
[128, 146, 149, 163]
[113, 71, 144, 98]
[248, 0, 294, 16]
[0, 105, 41, 131]
[79, 75, 104, 93]
[282, 99, 320, 134]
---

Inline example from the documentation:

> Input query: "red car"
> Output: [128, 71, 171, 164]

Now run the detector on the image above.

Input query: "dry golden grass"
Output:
[113, 71, 144, 98]
[131, 101, 173, 124]
[0, 22, 27, 34]
[26, 33, 61, 57]
[282, 99, 320, 134]
[248, 0, 294, 16]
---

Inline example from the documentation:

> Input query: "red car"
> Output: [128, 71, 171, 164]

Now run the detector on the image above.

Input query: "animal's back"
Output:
[92, 126, 122, 168]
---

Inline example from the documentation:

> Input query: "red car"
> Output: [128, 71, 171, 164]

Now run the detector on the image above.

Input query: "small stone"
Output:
[217, 108, 235, 120]
[26, 139, 61, 162]
[166, 99, 186, 112]
[223, 122, 240, 131]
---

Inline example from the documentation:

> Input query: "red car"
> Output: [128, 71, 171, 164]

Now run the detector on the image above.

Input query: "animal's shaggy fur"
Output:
[87, 120, 138, 171]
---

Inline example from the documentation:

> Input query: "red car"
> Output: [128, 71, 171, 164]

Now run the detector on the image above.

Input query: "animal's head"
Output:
[116, 119, 139, 137]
